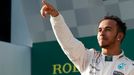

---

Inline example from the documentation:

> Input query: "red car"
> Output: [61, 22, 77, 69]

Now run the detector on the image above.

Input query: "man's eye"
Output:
[106, 28, 111, 31]
[98, 29, 102, 32]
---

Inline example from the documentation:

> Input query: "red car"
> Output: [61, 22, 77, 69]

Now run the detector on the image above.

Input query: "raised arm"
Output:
[40, 0, 91, 72]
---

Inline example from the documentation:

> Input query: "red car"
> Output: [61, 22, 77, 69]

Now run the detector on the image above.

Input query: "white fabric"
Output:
[50, 14, 134, 75]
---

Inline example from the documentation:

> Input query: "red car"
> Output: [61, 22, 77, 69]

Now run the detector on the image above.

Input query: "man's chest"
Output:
[83, 56, 128, 75]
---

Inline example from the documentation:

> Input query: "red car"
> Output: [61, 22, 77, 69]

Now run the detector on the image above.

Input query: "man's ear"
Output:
[117, 32, 124, 41]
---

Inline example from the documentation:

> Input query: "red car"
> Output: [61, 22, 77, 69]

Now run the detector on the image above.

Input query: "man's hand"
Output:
[40, 0, 59, 17]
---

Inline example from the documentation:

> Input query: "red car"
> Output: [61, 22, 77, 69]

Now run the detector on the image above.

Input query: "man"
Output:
[40, 1, 134, 75]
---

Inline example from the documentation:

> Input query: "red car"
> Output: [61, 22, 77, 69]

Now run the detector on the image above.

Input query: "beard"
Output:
[97, 32, 119, 48]
[98, 37, 117, 48]
[99, 43, 110, 48]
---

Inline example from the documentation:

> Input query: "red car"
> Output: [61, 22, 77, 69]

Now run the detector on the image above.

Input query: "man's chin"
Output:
[99, 44, 109, 48]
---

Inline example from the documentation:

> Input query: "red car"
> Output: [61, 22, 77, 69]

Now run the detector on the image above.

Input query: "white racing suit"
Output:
[50, 14, 134, 75]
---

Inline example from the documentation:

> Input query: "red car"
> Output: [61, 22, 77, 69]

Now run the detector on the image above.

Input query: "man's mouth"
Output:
[99, 37, 107, 41]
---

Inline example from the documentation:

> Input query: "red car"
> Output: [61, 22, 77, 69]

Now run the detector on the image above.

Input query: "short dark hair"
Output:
[99, 15, 127, 41]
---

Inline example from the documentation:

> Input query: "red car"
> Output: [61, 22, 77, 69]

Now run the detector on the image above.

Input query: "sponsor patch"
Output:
[117, 63, 126, 70]
[105, 56, 113, 61]
[113, 71, 124, 75]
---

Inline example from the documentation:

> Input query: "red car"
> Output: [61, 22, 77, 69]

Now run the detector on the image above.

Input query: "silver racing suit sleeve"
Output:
[50, 14, 91, 72]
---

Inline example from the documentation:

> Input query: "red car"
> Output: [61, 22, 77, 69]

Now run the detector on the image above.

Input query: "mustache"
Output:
[99, 36, 108, 40]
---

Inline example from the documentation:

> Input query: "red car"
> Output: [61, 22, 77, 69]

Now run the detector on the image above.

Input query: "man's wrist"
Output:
[51, 9, 59, 17]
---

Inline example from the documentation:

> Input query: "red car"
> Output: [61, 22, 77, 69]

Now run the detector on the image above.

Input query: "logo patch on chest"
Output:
[117, 63, 126, 70]
[113, 71, 124, 75]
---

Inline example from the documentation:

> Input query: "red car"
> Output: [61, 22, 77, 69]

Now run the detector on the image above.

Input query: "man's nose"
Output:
[100, 29, 105, 36]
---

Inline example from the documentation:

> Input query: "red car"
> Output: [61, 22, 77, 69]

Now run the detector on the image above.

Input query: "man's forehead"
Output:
[98, 19, 117, 28]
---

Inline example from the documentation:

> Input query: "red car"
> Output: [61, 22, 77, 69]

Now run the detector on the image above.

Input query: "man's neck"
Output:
[102, 47, 121, 56]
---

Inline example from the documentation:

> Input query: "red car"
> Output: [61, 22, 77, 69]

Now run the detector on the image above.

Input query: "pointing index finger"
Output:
[42, 0, 46, 4]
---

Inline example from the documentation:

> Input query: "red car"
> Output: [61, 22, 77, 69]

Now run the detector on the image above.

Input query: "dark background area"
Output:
[0, 0, 11, 42]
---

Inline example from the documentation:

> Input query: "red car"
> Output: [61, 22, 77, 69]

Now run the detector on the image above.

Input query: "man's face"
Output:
[97, 19, 118, 48]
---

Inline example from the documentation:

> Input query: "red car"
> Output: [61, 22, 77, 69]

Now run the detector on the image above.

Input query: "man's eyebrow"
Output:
[105, 26, 112, 29]
[98, 26, 112, 29]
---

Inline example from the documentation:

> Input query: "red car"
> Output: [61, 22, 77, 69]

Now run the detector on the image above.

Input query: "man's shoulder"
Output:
[86, 48, 101, 57]
[125, 58, 134, 73]
[121, 56, 133, 63]
[121, 56, 134, 68]
[115, 56, 134, 74]
[124, 56, 134, 62]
